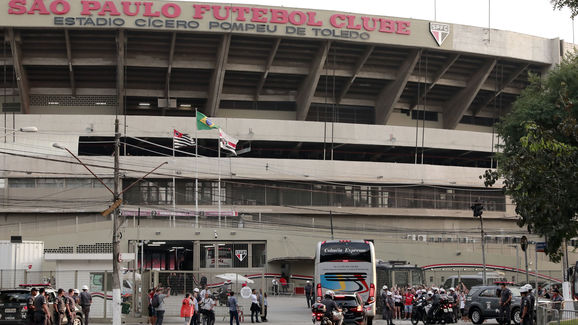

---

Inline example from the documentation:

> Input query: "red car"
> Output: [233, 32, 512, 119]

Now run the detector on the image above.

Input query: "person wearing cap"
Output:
[499, 282, 512, 325]
[54, 289, 67, 325]
[551, 288, 563, 311]
[79, 285, 92, 325]
[191, 289, 200, 325]
[381, 285, 388, 320]
[520, 286, 533, 325]
[26, 287, 38, 325]
[385, 291, 395, 325]
[305, 281, 313, 308]
[524, 284, 535, 315]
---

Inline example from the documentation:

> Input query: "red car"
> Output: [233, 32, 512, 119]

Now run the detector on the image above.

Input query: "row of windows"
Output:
[8, 178, 113, 188]
[122, 179, 507, 211]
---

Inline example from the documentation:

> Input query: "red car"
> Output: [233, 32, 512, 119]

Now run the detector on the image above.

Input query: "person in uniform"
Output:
[520, 286, 533, 325]
[27, 288, 38, 325]
[53, 289, 67, 325]
[79, 285, 92, 325]
[381, 286, 388, 320]
[386, 291, 395, 325]
[33, 288, 50, 325]
[66, 289, 76, 324]
[499, 282, 512, 325]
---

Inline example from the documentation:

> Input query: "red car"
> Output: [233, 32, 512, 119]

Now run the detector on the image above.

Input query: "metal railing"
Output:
[536, 303, 578, 325]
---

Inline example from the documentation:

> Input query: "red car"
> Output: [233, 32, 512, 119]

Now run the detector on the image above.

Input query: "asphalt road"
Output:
[109, 296, 500, 325]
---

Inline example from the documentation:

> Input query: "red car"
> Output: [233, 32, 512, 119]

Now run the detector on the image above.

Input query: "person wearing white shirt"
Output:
[250, 289, 261, 323]
[200, 292, 215, 325]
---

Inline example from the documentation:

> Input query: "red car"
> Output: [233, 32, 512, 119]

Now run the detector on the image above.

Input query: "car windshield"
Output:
[334, 296, 359, 307]
[0, 291, 29, 303]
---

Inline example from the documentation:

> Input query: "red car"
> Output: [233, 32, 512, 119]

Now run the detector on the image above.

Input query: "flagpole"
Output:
[172, 133, 176, 228]
[218, 130, 222, 228]
[195, 109, 199, 228]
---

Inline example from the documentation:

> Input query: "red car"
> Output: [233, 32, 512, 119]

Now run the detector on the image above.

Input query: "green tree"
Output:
[483, 53, 578, 262]
[552, 0, 578, 17]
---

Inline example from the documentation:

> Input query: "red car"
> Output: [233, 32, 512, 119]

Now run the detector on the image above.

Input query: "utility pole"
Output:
[112, 118, 122, 325]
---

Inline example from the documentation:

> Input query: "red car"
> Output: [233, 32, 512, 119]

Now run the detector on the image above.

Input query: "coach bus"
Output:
[315, 240, 377, 325]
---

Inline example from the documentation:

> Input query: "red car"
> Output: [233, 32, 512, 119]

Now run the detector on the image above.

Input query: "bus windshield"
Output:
[320, 242, 372, 263]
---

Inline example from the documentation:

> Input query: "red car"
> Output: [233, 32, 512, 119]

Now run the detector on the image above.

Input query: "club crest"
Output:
[430, 22, 450, 46]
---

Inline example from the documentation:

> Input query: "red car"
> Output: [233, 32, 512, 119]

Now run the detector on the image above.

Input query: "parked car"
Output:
[0, 289, 29, 324]
[0, 287, 83, 325]
[443, 273, 507, 290]
[464, 285, 522, 325]
[334, 293, 366, 325]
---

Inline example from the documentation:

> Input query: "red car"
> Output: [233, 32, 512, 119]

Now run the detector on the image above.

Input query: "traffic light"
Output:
[471, 202, 484, 217]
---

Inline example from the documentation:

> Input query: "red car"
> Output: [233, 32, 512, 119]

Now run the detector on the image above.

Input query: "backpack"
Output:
[152, 294, 160, 308]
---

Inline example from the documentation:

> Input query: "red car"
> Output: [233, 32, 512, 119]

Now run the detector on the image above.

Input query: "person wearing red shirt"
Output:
[180, 293, 194, 325]
[403, 289, 414, 319]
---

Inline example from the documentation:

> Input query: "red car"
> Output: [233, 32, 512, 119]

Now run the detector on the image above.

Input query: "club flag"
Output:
[197, 112, 218, 130]
[173, 129, 195, 148]
[219, 129, 238, 155]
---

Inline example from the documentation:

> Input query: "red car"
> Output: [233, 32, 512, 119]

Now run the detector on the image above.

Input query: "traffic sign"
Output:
[521, 236, 528, 252]
[536, 242, 546, 252]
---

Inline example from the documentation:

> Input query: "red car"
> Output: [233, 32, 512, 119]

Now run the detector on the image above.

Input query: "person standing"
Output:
[250, 289, 261, 323]
[551, 288, 564, 311]
[54, 289, 67, 325]
[200, 292, 215, 325]
[27, 288, 38, 325]
[34, 288, 50, 325]
[147, 289, 156, 325]
[499, 282, 512, 325]
[304, 281, 313, 308]
[403, 288, 413, 319]
[180, 293, 194, 325]
[191, 289, 200, 325]
[79, 285, 92, 325]
[520, 286, 533, 325]
[381, 286, 388, 320]
[386, 291, 395, 325]
[154, 287, 171, 325]
[261, 293, 268, 322]
[66, 289, 76, 325]
[228, 291, 240, 325]
[272, 279, 279, 296]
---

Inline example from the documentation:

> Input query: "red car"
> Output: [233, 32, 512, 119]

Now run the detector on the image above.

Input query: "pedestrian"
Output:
[551, 288, 563, 310]
[191, 289, 200, 325]
[381, 286, 388, 320]
[66, 289, 76, 324]
[154, 287, 171, 325]
[27, 288, 38, 325]
[520, 286, 533, 325]
[261, 293, 268, 322]
[228, 291, 240, 325]
[272, 279, 279, 296]
[250, 289, 261, 323]
[79, 285, 92, 325]
[148, 289, 156, 325]
[54, 289, 66, 325]
[200, 291, 215, 325]
[34, 288, 50, 325]
[279, 277, 288, 293]
[499, 282, 512, 325]
[304, 281, 313, 308]
[403, 288, 413, 319]
[386, 291, 395, 325]
[180, 293, 194, 325]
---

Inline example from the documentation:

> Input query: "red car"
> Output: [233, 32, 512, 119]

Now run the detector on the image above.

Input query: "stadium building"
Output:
[0, 0, 575, 317]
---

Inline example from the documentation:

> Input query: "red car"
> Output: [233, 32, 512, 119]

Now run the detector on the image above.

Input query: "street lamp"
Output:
[471, 202, 487, 285]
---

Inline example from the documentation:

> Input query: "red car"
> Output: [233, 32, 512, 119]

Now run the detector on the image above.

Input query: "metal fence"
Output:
[536, 303, 578, 325]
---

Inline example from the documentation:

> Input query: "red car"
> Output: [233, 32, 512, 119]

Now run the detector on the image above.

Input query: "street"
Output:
[111, 296, 501, 325]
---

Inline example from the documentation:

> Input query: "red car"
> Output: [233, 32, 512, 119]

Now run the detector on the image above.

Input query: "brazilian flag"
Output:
[197, 112, 218, 130]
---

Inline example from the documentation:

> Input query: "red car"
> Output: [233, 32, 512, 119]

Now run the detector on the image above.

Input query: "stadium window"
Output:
[8, 178, 36, 188]
[459, 115, 498, 127]
[400, 109, 439, 122]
